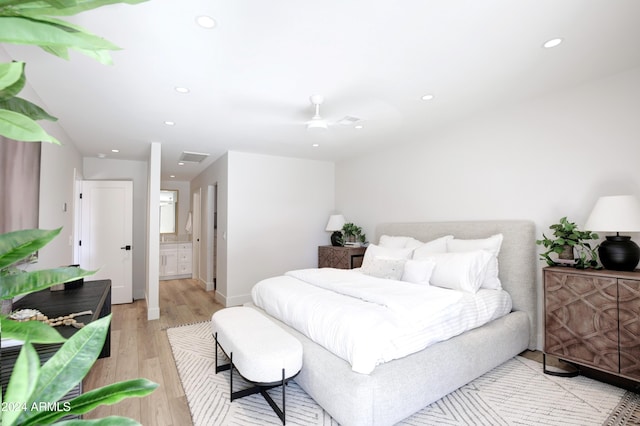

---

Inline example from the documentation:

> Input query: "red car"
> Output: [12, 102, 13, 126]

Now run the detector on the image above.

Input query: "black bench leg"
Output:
[213, 334, 287, 424]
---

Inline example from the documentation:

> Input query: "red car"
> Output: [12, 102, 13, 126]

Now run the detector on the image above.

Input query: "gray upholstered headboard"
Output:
[375, 220, 537, 349]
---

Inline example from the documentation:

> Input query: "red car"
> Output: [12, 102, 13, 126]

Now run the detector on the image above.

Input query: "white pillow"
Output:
[425, 250, 493, 293]
[412, 235, 454, 259]
[378, 235, 413, 249]
[378, 235, 424, 249]
[401, 259, 436, 286]
[361, 257, 405, 280]
[447, 234, 503, 290]
[447, 233, 503, 256]
[361, 244, 413, 271]
[482, 257, 501, 290]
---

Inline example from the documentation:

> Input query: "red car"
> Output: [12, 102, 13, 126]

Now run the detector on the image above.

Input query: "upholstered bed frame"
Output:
[250, 220, 537, 425]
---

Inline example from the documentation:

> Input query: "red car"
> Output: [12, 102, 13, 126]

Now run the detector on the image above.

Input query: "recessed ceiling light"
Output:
[111, 149, 119, 153]
[421, 94, 435, 101]
[312, 143, 319, 148]
[175, 87, 190, 94]
[164, 121, 175, 126]
[355, 125, 363, 129]
[543, 38, 563, 49]
[178, 162, 184, 166]
[196, 15, 216, 29]
[170, 175, 176, 178]
[97, 153, 106, 159]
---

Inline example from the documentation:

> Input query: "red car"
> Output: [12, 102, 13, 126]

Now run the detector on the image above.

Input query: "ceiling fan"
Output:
[306, 94, 361, 131]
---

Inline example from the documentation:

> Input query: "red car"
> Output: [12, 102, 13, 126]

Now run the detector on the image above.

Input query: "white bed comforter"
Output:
[251, 268, 512, 374]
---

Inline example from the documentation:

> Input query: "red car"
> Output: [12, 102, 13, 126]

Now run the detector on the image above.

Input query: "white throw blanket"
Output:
[252, 268, 511, 374]
[285, 268, 463, 328]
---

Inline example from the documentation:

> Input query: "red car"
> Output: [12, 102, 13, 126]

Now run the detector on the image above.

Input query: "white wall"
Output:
[83, 157, 149, 300]
[335, 67, 640, 348]
[192, 151, 335, 306]
[37, 132, 83, 270]
[191, 153, 228, 293]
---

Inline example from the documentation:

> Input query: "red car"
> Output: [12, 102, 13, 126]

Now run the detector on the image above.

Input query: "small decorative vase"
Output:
[558, 245, 574, 260]
[1, 298, 13, 315]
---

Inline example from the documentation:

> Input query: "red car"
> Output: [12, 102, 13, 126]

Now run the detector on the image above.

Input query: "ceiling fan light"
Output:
[307, 119, 328, 130]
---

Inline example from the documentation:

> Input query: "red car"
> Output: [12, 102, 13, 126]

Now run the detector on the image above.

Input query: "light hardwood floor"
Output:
[83, 279, 224, 425]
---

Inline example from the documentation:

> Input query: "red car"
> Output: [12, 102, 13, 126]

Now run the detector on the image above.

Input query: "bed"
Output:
[248, 220, 537, 425]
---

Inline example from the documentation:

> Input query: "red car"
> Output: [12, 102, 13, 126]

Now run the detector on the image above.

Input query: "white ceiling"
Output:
[3, 0, 640, 181]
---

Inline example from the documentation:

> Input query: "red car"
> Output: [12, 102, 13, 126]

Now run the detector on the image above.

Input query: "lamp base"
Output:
[598, 235, 640, 271]
[330, 231, 343, 247]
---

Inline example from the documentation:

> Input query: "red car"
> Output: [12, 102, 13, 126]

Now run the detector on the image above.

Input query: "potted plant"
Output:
[536, 217, 600, 269]
[1, 2, 157, 425]
[341, 223, 366, 246]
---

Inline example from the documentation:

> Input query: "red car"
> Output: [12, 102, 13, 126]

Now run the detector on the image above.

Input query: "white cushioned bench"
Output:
[211, 307, 303, 424]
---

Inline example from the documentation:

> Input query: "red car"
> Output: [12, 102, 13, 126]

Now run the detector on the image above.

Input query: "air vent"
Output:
[337, 116, 361, 126]
[179, 151, 210, 163]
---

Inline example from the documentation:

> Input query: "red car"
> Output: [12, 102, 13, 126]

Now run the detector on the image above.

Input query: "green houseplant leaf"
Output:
[0, 16, 120, 61]
[0, 61, 25, 99]
[0, 316, 67, 343]
[0, 96, 58, 121]
[12, 0, 149, 17]
[15, 315, 112, 424]
[536, 217, 600, 269]
[21, 379, 159, 425]
[0, 266, 95, 299]
[1, 342, 40, 426]
[0, 108, 61, 143]
[0, 228, 62, 269]
[54, 416, 142, 426]
[1, 3, 154, 424]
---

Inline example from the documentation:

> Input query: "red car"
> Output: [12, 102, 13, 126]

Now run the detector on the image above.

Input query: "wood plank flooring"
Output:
[82, 279, 224, 425]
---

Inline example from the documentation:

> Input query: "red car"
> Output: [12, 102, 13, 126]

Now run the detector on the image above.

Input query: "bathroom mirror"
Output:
[160, 189, 178, 234]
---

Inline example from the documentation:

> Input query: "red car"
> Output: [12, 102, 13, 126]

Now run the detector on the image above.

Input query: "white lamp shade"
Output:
[325, 214, 346, 232]
[584, 195, 640, 232]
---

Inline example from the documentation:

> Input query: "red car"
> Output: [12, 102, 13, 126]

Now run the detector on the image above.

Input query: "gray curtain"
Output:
[0, 136, 41, 234]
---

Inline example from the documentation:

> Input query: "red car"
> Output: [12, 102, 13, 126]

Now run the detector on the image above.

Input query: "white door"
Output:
[80, 180, 133, 304]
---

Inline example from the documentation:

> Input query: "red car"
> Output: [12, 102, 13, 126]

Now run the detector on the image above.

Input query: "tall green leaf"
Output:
[0, 96, 58, 121]
[0, 61, 25, 99]
[0, 266, 95, 299]
[0, 16, 120, 49]
[0, 228, 62, 269]
[55, 416, 142, 426]
[0, 316, 67, 343]
[1, 342, 40, 426]
[21, 379, 158, 425]
[16, 315, 111, 424]
[12, 0, 148, 17]
[0, 108, 61, 143]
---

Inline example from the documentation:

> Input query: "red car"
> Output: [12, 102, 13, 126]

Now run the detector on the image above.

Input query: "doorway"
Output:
[79, 180, 133, 304]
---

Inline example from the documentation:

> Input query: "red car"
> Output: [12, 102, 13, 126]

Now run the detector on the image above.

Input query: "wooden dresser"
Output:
[544, 266, 640, 381]
[0, 280, 112, 419]
[318, 245, 367, 269]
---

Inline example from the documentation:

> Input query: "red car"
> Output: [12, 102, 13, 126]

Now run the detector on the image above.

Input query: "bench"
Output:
[211, 307, 303, 424]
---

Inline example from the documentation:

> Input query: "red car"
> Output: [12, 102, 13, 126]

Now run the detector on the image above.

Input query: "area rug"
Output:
[167, 321, 640, 426]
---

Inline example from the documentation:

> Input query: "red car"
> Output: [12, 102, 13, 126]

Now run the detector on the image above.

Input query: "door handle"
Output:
[120, 245, 132, 251]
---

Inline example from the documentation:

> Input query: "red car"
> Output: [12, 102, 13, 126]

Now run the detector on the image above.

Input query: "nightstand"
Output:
[318, 245, 367, 269]
[544, 266, 640, 381]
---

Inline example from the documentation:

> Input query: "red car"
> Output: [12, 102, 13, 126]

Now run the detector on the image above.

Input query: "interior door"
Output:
[80, 180, 133, 304]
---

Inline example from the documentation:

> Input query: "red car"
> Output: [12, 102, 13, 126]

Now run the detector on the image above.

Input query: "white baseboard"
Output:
[147, 305, 160, 320]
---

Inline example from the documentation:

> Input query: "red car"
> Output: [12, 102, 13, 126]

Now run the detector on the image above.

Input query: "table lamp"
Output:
[325, 214, 346, 246]
[584, 195, 640, 271]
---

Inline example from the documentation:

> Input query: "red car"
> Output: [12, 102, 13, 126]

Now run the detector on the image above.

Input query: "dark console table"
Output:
[1, 279, 111, 412]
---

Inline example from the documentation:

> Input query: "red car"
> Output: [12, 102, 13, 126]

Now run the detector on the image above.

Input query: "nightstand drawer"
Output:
[318, 245, 366, 269]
